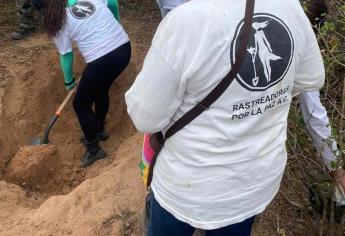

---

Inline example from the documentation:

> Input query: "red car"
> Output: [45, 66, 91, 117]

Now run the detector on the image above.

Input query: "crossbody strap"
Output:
[164, 0, 255, 140]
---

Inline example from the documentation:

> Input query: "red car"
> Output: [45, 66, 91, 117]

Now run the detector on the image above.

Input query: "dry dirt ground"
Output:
[0, 0, 339, 235]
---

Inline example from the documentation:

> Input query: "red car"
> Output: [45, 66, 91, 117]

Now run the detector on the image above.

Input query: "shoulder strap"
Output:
[165, 0, 255, 140]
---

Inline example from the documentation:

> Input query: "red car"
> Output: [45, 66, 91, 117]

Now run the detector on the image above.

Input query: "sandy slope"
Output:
[0, 133, 146, 236]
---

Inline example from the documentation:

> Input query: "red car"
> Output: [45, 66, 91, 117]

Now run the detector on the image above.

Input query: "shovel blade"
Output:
[29, 138, 43, 146]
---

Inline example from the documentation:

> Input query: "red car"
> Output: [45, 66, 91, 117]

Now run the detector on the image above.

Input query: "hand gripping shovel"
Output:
[30, 84, 78, 145]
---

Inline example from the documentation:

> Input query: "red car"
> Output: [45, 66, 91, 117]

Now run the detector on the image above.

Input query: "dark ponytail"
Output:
[39, 0, 67, 37]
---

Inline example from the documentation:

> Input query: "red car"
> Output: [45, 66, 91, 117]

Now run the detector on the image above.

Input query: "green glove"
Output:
[65, 78, 77, 90]
[60, 51, 75, 90]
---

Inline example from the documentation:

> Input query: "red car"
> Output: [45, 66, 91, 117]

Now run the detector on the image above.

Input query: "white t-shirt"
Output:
[126, 0, 324, 229]
[53, 0, 129, 63]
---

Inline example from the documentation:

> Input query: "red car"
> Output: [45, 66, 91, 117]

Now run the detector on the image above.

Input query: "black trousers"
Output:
[73, 42, 131, 141]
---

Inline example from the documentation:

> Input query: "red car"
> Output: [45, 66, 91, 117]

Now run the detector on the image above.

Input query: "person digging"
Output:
[32, 0, 131, 167]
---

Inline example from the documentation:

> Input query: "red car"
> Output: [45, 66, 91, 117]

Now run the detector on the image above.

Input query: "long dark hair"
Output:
[42, 0, 67, 37]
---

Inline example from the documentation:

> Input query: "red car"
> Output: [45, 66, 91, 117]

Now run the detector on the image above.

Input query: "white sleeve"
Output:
[53, 28, 72, 55]
[299, 90, 339, 170]
[293, 19, 325, 93]
[125, 45, 184, 133]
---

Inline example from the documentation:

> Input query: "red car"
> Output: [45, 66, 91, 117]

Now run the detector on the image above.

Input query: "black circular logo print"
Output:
[231, 14, 294, 91]
[70, 1, 96, 19]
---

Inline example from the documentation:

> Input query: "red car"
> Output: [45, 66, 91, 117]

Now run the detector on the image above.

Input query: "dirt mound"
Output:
[0, 181, 37, 233]
[0, 133, 146, 236]
[4, 144, 61, 190]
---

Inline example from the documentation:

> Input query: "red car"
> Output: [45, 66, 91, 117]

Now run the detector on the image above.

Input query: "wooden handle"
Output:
[55, 80, 79, 116]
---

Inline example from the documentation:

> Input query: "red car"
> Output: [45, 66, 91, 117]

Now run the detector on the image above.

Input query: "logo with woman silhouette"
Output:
[231, 14, 294, 91]
[70, 1, 96, 19]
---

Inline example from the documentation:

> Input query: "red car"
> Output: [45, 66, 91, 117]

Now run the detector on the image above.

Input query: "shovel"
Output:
[30, 84, 78, 145]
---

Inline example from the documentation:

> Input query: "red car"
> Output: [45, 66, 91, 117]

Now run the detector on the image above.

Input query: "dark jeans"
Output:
[148, 193, 255, 236]
[73, 42, 131, 141]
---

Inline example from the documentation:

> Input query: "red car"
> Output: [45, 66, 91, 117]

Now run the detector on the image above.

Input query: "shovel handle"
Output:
[56, 85, 78, 116]
[42, 114, 59, 144]
[42, 79, 80, 144]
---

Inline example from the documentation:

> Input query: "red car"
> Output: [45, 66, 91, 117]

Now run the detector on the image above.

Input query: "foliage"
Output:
[285, 0, 345, 235]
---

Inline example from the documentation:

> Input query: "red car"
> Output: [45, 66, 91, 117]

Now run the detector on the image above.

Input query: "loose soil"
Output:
[0, 0, 338, 235]
[4, 144, 61, 190]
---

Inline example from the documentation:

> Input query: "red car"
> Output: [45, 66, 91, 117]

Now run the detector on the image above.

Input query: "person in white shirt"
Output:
[125, 0, 345, 235]
[33, 0, 131, 167]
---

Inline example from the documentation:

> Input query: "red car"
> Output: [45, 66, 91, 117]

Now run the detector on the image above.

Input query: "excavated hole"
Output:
[0, 45, 136, 198]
